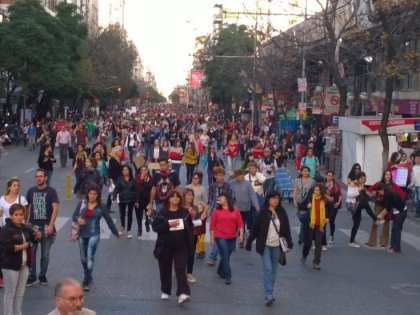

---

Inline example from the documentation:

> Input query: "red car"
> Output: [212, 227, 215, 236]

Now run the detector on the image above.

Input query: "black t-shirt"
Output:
[163, 208, 188, 248]
[26, 186, 59, 226]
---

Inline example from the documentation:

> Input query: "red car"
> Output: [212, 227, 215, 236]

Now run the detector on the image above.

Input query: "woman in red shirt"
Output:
[301, 184, 328, 270]
[210, 192, 244, 285]
[225, 133, 239, 176]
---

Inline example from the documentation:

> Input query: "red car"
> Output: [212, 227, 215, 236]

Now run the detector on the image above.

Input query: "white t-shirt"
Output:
[0, 195, 28, 226]
[245, 172, 266, 195]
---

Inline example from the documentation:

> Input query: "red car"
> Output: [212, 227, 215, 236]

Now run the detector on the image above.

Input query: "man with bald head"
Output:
[48, 278, 95, 315]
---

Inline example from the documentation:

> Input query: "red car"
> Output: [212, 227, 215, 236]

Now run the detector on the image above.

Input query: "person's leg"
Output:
[367, 204, 382, 246]
[3, 269, 19, 315]
[215, 238, 228, 278]
[63, 144, 68, 166]
[350, 209, 362, 243]
[119, 203, 127, 230]
[86, 235, 100, 281]
[13, 265, 29, 315]
[329, 208, 338, 240]
[380, 220, 390, 247]
[28, 242, 38, 281]
[208, 243, 219, 261]
[313, 226, 323, 265]
[78, 237, 88, 280]
[187, 235, 198, 274]
[391, 211, 407, 252]
[126, 202, 134, 233]
[302, 222, 311, 259]
[415, 187, 420, 216]
[240, 211, 249, 234]
[134, 205, 143, 236]
[39, 233, 55, 279]
[174, 247, 190, 296]
[158, 248, 173, 295]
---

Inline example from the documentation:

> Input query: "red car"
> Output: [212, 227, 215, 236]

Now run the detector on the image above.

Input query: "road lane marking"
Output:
[25, 167, 35, 173]
[55, 217, 70, 234]
[100, 218, 118, 239]
[401, 232, 420, 252]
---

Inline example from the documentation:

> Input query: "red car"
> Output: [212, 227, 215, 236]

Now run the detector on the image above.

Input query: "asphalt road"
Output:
[0, 143, 420, 315]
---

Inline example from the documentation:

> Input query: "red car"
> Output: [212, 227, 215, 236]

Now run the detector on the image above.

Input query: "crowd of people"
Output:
[0, 103, 418, 313]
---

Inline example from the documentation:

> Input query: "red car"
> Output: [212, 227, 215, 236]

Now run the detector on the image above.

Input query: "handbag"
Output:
[69, 200, 86, 242]
[271, 215, 287, 266]
[346, 201, 359, 216]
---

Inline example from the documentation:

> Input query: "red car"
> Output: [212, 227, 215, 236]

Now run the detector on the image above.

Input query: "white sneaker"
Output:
[348, 242, 361, 248]
[161, 293, 170, 300]
[328, 237, 334, 244]
[119, 228, 125, 236]
[178, 294, 190, 304]
[322, 246, 328, 251]
[126, 232, 133, 239]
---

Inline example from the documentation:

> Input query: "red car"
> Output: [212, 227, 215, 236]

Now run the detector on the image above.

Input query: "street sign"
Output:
[330, 95, 340, 106]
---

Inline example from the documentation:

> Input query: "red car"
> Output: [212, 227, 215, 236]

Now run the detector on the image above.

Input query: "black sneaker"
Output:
[82, 280, 90, 291]
[38, 276, 48, 285]
[26, 278, 36, 287]
[225, 279, 231, 285]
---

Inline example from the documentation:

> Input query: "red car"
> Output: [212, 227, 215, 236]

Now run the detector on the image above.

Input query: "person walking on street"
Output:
[207, 166, 235, 266]
[55, 125, 71, 168]
[210, 192, 244, 285]
[134, 166, 152, 238]
[245, 191, 293, 306]
[147, 159, 181, 214]
[410, 153, 420, 218]
[38, 144, 56, 185]
[26, 168, 59, 286]
[152, 189, 194, 304]
[113, 165, 137, 239]
[72, 186, 119, 291]
[0, 204, 42, 315]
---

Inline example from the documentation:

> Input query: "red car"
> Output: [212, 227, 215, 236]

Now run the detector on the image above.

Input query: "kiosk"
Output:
[339, 116, 419, 185]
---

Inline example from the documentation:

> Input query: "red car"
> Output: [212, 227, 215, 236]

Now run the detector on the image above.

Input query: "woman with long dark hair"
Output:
[113, 165, 137, 239]
[245, 191, 293, 306]
[209, 192, 244, 285]
[301, 184, 328, 270]
[347, 163, 362, 184]
[73, 157, 103, 199]
[152, 189, 194, 304]
[323, 171, 342, 244]
[37, 144, 56, 185]
[134, 166, 152, 238]
[366, 170, 406, 248]
[72, 186, 119, 291]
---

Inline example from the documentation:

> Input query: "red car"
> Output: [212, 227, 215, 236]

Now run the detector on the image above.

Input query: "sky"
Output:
[98, 0, 322, 98]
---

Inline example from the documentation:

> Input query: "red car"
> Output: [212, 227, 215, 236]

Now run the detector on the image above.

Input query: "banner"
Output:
[297, 77, 307, 92]
[189, 70, 203, 89]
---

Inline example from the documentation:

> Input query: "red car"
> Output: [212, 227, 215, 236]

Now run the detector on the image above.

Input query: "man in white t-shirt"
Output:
[199, 130, 210, 155]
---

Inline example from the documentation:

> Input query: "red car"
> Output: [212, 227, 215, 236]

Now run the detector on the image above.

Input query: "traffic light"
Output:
[117, 87, 122, 94]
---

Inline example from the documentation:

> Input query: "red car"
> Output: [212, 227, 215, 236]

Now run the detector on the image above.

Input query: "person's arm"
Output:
[47, 201, 59, 236]
[101, 206, 119, 237]
[209, 211, 217, 246]
[249, 183, 260, 211]
[292, 181, 298, 208]
[147, 186, 157, 212]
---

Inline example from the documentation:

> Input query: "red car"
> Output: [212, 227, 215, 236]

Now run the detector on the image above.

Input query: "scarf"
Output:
[310, 194, 326, 232]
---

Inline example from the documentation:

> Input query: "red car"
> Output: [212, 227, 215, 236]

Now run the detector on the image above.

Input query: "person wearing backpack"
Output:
[147, 159, 181, 214]
[301, 148, 320, 180]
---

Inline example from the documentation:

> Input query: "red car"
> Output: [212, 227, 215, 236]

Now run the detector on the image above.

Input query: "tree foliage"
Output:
[200, 24, 254, 114]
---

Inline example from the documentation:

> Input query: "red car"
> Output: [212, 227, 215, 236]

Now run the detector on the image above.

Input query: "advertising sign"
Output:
[297, 77, 307, 92]
[189, 70, 203, 89]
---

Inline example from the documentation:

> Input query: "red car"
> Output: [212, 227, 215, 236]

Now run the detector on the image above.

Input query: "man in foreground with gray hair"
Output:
[48, 278, 96, 315]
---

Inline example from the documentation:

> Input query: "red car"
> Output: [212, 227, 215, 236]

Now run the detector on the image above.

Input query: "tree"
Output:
[199, 24, 254, 117]
[0, 0, 89, 118]
[366, 0, 420, 169]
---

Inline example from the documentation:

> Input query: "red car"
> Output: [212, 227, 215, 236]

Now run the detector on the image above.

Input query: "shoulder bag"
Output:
[69, 200, 86, 242]
[270, 215, 286, 266]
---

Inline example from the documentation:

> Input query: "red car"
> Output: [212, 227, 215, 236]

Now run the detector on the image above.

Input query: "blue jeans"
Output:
[79, 235, 100, 281]
[208, 244, 219, 260]
[215, 238, 236, 280]
[261, 246, 280, 298]
[414, 187, 420, 216]
[172, 163, 181, 177]
[29, 229, 56, 280]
